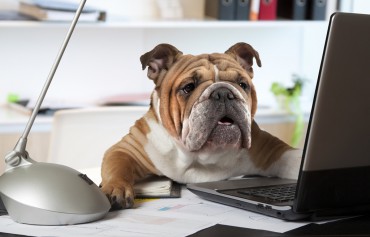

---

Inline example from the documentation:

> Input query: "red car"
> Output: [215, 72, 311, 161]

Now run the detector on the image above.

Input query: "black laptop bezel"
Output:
[293, 12, 370, 217]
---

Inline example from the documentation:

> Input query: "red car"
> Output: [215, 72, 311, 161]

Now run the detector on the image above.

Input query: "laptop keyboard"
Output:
[237, 184, 296, 202]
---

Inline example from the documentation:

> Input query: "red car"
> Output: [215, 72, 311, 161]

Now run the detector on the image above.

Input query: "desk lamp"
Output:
[0, 0, 110, 225]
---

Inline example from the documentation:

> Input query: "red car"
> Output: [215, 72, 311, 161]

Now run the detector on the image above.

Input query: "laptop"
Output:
[187, 12, 370, 221]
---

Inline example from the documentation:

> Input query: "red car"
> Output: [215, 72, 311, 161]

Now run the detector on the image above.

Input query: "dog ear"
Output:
[140, 43, 183, 83]
[225, 42, 262, 78]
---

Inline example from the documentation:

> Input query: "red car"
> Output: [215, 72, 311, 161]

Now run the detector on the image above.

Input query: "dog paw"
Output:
[100, 181, 135, 209]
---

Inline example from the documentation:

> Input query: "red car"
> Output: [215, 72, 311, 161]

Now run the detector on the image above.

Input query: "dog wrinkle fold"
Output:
[183, 83, 251, 151]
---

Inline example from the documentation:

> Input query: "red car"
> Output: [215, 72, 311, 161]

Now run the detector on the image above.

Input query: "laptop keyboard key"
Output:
[237, 184, 296, 202]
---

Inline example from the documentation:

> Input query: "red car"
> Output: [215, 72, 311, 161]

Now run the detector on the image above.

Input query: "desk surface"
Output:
[1, 184, 369, 237]
[1, 215, 370, 237]
[0, 185, 314, 236]
[192, 215, 370, 236]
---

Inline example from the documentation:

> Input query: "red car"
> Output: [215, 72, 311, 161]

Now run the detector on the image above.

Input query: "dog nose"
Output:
[210, 87, 235, 101]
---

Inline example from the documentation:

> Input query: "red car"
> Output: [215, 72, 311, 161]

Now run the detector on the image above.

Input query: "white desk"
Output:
[0, 184, 313, 237]
[0, 105, 52, 134]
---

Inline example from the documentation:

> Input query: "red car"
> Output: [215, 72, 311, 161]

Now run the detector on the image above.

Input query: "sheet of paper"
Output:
[0, 209, 215, 237]
[0, 188, 313, 237]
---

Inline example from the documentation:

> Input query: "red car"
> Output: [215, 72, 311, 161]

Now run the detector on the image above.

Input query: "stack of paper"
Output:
[135, 176, 181, 198]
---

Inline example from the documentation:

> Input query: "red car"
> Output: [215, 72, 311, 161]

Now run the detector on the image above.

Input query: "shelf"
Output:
[0, 19, 328, 29]
[0, 106, 52, 133]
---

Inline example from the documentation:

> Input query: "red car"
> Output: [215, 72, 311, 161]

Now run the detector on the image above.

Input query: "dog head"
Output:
[140, 43, 261, 153]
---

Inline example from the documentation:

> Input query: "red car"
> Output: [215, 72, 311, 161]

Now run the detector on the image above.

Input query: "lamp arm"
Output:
[5, 0, 87, 169]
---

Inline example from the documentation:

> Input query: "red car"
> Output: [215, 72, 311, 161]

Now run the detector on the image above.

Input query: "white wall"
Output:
[0, 0, 18, 10]
[346, 0, 370, 14]
[0, 0, 351, 109]
[0, 26, 148, 104]
[0, 23, 328, 108]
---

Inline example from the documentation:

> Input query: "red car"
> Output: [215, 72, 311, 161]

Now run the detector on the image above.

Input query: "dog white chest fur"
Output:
[144, 114, 252, 183]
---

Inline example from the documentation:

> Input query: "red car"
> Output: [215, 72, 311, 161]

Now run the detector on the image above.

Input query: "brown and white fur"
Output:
[100, 43, 301, 209]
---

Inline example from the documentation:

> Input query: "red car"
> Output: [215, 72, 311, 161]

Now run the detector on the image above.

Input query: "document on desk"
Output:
[0, 188, 312, 237]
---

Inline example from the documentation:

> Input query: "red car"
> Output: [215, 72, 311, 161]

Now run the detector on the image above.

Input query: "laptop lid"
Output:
[293, 12, 370, 215]
[187, 12, 370, 221]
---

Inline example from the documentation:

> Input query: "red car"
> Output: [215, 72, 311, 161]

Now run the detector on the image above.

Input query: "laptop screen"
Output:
[294, 12, 370, 214]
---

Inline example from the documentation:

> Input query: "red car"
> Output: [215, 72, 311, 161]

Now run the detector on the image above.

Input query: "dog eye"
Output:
[182, 83, 195, 94]
[239, 82, 249, 90]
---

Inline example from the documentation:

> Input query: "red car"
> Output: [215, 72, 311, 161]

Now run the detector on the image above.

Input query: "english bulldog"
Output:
[100, 42, 301, 209]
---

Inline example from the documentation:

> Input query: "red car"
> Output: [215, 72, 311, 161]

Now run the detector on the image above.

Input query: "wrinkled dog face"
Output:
[140, 43, 262, 153]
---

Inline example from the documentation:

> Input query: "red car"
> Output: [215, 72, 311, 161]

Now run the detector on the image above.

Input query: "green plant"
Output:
[270, 75, 305, 147]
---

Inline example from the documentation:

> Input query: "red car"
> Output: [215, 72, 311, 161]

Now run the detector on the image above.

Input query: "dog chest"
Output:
[144, 117, 261, 183]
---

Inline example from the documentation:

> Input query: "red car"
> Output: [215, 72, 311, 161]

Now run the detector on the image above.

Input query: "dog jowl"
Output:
[100, 42, 300, 209]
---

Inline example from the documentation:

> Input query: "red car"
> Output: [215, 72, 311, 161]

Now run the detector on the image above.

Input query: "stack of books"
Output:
[205, 0, 335, 21]
[18, 0, 106, 22]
